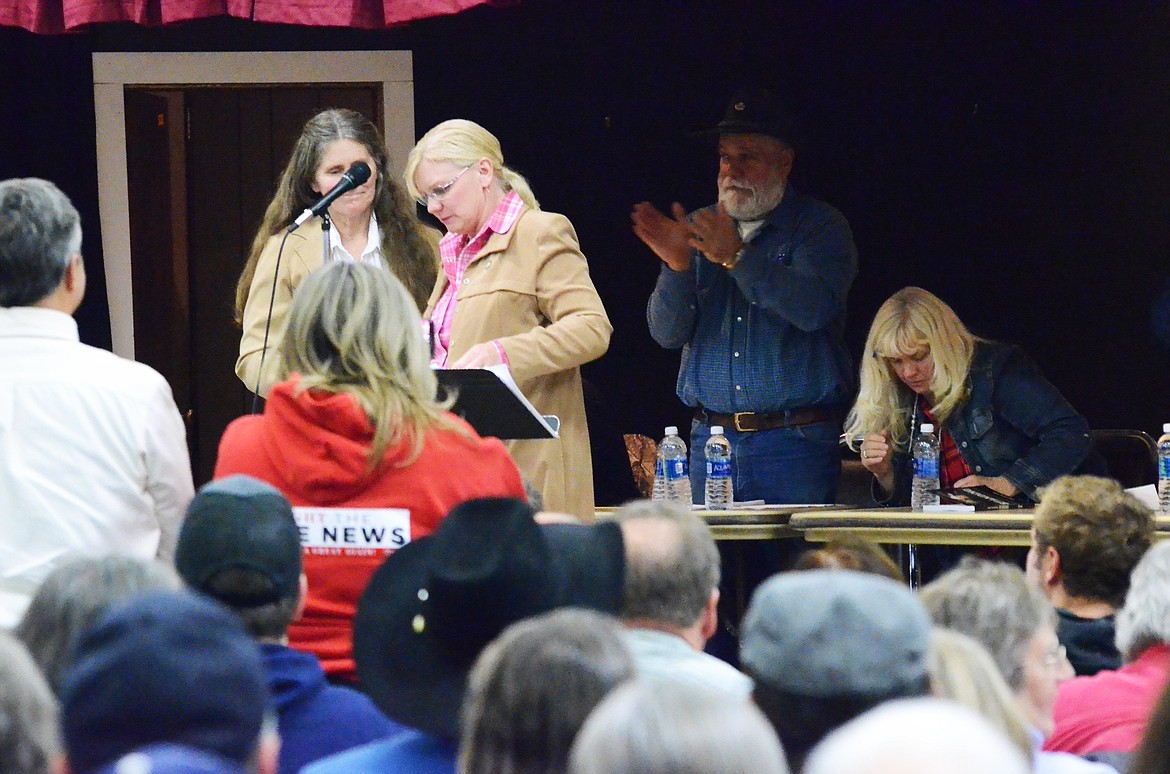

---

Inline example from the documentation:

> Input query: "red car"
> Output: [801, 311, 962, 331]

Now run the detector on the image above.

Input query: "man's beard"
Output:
[718, 176, 786, 221]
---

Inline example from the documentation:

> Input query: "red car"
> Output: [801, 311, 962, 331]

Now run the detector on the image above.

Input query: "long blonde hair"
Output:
[927, 628, 1034, 763]
[844, 287, 978, 449]
[404, 119, 540, 211]
[234, 109, 437, 320]
[279, 261, 459, 468]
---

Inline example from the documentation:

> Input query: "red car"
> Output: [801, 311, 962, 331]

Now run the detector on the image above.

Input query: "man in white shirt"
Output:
[0, 178, 193, 628]
[610, 500, 752, 699]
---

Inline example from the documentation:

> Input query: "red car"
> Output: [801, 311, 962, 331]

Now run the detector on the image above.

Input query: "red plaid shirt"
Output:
[922, 405, 972, 488]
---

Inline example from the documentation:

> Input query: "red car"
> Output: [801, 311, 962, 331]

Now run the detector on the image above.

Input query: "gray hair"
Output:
[0, 178, 83, 307]
[610, 500, 720, 629]
[0, 631, 60, 774]
[568, 679, 789, 774]
[15, 556, 181, 696]
[1116, 541, 1170, 661]
[803, 698, 1030, 774]
[459, 608, 635, 774]
[919, 558, 1054, 691]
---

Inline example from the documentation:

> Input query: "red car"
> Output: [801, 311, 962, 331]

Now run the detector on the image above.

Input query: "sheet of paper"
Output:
[1128, 484, 1159, 510]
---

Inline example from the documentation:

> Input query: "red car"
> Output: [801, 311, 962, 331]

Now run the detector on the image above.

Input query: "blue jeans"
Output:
[688, 418, 841, 505]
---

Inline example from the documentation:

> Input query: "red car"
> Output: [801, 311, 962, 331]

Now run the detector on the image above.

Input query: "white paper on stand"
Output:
[1128, 484, 1159, 511]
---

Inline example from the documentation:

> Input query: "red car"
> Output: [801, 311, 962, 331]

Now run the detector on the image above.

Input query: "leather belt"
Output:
[695, 405, 835, 433]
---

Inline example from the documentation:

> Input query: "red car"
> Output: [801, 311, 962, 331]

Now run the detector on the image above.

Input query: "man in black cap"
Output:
[633, 88, 858, 507]
[175, 476, 400, 774]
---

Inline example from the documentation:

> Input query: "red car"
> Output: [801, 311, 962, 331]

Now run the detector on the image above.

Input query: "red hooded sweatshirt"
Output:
[214, 377, 525, 681]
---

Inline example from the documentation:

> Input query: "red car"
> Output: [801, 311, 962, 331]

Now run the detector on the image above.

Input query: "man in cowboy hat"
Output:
[633, 87, 857, 508]
[302, 497, 625, 774]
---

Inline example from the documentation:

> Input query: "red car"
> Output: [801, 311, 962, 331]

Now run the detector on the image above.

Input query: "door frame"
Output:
[92, 50, 415, 359]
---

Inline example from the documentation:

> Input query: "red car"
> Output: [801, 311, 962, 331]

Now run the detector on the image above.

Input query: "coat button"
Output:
[961, 441, 968, 448]
[484, 259, 493, 268]
[462, 278, 470, 285]
[975, 465, 982, 472]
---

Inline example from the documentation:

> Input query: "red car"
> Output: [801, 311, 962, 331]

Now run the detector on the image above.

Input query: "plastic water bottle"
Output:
[911, 423, 940, 512]
[704, 425, 734, 509]
[1159, 423, 1170, 514]
[655, 426, 691, 503]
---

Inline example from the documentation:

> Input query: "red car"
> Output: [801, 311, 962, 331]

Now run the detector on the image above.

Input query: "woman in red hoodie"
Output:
[215, 261, 525, 682]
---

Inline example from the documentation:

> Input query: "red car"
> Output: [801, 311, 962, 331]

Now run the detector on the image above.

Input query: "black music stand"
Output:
[435, 368, 559, 440]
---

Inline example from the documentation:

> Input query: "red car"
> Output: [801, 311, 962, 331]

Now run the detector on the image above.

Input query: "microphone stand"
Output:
[252, 213, 330, 413]
[321, 213, 331, 265]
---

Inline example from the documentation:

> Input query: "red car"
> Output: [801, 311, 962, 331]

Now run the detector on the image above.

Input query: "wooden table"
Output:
[596, 505, 848, 541]
[790, 508, 1170, 547]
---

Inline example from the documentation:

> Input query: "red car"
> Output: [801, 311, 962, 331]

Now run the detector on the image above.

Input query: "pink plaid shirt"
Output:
[429, 190, 526, 367]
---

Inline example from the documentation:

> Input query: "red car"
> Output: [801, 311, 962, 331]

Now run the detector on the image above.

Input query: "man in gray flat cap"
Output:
[740, 569, 932, 771]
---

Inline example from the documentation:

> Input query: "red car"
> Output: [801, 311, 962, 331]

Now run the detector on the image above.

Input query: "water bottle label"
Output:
[707, 459, 732, 478]
[1161, 456, 1170, 478]
[913, 457, 939, 479]
[655, 458, 664, 479]
[665, 459, 688, 481]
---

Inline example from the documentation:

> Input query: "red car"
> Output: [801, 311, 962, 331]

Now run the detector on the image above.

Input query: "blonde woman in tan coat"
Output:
[406, 119, 611, 521]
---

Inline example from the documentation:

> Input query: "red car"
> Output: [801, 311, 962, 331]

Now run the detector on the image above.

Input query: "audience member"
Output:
[793, 538, 904, 582]
[0, 632, 59, 774]
[59, 590, 277, 774]
[928, 628, 1035, 760]
[459, 608, 635, 774]
[802, 698, 1031, 774]
[921, 558, 1119, 773]
[215, 261, 525, 681]
[14, 555, 179, 696]
[1029, 475, 1153, 676]
[739, 569, 931, 770]
[568, 679, 789, 774]
[303, 498, 624, 774]
[610, 499, 752, 698]
[1046, 541, 1170, 756]
[0, 177, 193, 628]
[175, 475, 400, 774]
[927, 626, 1116, 773]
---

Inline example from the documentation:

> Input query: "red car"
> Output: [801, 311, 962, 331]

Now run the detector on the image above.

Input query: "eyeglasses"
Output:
[416, 166, 471, 208]
[1043, 644, 1068, 668]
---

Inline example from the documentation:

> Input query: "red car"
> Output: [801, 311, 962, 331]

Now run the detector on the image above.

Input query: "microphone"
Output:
[288, 161, 372, 232]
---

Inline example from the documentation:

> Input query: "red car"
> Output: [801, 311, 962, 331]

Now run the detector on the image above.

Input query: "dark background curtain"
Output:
[0, 2, 1167, 483]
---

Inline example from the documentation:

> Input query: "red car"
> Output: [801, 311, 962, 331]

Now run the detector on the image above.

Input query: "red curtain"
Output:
[0, 0, 507, 32]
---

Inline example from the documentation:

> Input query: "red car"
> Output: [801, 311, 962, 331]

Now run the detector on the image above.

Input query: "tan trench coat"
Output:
[425, 208, 611, 521]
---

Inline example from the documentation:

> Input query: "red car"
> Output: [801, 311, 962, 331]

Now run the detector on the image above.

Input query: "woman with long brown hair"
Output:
[235, 108, 437, 397]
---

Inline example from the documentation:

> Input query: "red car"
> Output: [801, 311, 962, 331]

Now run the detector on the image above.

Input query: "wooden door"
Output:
[129, 85, 381, 485]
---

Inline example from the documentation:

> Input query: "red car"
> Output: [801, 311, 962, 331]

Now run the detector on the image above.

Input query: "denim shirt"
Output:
[646, 185, 858, 414]
[886, 341, 1099, 503]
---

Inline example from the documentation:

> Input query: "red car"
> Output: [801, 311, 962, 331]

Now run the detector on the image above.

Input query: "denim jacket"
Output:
[646, 185, 858, 413]
[885, 341, 1100, 504]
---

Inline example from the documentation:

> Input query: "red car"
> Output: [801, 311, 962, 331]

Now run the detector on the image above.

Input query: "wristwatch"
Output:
[721, 245, 746, 270]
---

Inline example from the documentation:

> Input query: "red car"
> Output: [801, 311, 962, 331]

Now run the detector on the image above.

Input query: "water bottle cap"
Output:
[710, 425, 724, 435]
[665, 426, 678, 436]
[920, 423, 934, 433]
[1164, 423, 1170, 433]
